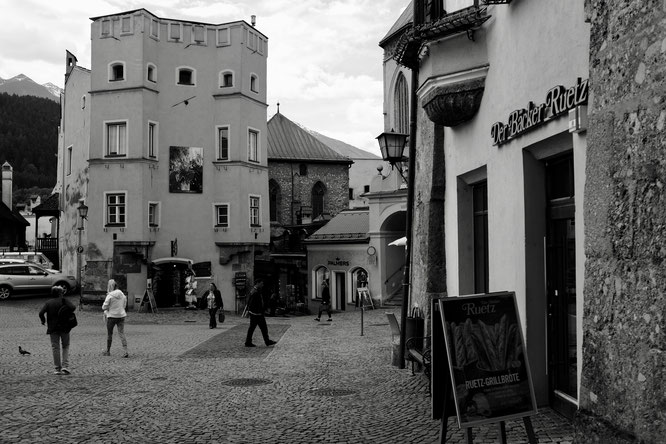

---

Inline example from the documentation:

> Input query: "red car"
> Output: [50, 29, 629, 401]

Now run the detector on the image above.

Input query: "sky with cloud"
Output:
[0, 0, 408, 155]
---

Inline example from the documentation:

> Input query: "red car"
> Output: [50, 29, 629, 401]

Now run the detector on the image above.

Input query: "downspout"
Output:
[398, 54, 419, 370]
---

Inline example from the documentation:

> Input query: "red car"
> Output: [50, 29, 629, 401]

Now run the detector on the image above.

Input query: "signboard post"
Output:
[435, 292, 537, 443]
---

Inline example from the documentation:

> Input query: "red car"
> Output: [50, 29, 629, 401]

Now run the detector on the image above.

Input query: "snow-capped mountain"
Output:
[0, 74, 61, 102]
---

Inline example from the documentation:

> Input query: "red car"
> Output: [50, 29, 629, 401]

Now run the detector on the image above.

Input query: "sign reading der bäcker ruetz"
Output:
[439, 292, 537, 428]
[491, 78, 588, 146]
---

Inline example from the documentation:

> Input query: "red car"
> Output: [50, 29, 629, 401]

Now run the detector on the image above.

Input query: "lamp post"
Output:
[376, 129, 409, 182]
[376, 129, 412, 369]
[76, 203, 88, 305]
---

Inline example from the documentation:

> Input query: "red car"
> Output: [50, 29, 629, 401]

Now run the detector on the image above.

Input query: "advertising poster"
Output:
[439, 292, 537, 427]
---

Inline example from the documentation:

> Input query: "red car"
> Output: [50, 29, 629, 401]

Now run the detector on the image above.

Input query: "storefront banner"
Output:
[439, 292, 537, 427]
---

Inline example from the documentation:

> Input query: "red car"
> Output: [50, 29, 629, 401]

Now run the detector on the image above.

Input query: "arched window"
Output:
[269, 179, 281, 223]
[394, 72, 409, 133]
[109, 62, 125, 82]
[147, 63, 156, 82]
[220, 70, 234, 88]
[314, 266, 329, 300]
[177, 67, 195, 85]
[311, 182, 326, 219]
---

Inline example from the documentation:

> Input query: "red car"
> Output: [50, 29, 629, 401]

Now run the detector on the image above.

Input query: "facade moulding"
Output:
[215, 242, 269, 265]
[421, 76, 486, 127]
[89, 86, 159, 95]
[212, 92, 268, 108]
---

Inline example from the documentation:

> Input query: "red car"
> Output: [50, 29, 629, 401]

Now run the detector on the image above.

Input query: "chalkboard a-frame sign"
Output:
[437, 292, 537, 429]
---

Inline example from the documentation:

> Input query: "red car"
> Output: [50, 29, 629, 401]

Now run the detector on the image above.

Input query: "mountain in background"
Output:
[0, 93, 60, 195]
[0, 74, 61, 102]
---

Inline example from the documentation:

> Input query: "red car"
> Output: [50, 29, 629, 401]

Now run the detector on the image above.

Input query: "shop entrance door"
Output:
[334, 271, 346, 311]
[545, 155, 577, 419]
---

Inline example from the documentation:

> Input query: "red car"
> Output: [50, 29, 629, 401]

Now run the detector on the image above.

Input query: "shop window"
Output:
[314, 267, 329, 300]
[105, 192, 126, 227]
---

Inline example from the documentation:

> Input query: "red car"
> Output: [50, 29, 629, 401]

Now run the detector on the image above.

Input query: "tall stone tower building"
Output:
[58, 9, 269, 309]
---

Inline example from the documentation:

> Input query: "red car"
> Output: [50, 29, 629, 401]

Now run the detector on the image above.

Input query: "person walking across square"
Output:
[102, 279, 129, 357]
[315, 280, 332, 322]
[245, 279, 277, 347]
[39, 286, 76, 375]
[203, 282, 223, 329]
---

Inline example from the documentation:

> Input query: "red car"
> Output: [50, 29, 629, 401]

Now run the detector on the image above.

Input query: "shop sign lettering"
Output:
[328, 259, 350, 266]
[491, 78, 588, 146]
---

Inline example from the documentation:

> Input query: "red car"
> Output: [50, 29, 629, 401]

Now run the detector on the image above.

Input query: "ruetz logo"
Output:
[491, 77, 588, 146]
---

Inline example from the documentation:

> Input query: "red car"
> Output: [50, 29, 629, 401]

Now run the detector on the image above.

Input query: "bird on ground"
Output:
[19, 346, 31, 355]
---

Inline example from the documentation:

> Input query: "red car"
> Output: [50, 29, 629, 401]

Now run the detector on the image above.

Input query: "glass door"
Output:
[545, 154, 577, 419]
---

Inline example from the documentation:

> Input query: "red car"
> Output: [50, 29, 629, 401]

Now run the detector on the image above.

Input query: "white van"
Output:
[0, 252, 55, 270]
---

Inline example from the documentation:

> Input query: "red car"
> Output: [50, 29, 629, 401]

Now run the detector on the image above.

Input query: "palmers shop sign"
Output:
[491, 78, 588, 146]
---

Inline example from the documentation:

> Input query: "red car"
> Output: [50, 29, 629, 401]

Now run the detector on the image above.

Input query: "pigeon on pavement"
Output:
[19, 346, 31, 355]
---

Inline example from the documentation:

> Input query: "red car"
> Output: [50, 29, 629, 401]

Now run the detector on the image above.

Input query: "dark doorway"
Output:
[545, 154, 577, 419]
[334, 271, 346, 311]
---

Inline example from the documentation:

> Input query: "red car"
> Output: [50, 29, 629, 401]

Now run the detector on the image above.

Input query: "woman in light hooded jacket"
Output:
[102, 279, 129, 357]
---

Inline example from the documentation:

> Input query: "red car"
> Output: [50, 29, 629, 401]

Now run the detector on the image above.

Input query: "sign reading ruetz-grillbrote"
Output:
[439, 292, 537, 427]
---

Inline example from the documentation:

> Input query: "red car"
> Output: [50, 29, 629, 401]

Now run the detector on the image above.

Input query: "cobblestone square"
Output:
[0, 296, 573, 443]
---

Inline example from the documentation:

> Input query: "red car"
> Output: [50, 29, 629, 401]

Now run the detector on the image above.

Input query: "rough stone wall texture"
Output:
[268, 161, 350, 225]
[410, 106, 447, 328]
[579, 1, 666, 442]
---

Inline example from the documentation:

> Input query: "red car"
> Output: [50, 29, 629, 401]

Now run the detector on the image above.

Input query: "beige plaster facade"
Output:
[58, 10, 269, 310]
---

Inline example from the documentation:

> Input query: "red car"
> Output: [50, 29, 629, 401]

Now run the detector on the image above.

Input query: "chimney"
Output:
[2, 161, 12, 209]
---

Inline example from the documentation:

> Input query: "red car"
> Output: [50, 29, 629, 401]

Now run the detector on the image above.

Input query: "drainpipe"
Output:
[398, 61, 419, 370]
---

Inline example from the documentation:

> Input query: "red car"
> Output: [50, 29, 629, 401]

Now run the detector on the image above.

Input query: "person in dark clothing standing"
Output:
[245, 279, 277, 347]
[315, 280, 332, 322]
[202, 282, 223, 329]
[39, 286, 76, 375]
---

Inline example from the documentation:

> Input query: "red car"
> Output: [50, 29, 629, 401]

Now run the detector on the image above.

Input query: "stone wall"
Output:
[410, 106, 447, 327]
[578, 1, 666, 442]
[269, 161, 350, 225]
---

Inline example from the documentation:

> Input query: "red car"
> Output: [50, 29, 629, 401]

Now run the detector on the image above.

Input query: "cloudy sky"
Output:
[0, 0, 408, 156]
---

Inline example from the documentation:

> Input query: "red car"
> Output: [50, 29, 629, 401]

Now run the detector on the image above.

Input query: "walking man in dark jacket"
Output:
[315, 280, 332, 322]
[244, 279, 277, 347]
[39, 286, 76, 375]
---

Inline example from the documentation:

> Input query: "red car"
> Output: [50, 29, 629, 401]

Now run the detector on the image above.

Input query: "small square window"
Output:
[250, 75, 257, 93]
[217, 27, 230, 46]
[150, 19, 159, 38]
[178, 69, 194, 85]
[193, 25, 205, 43]
[221, 72, 233, 87]
[169, 23, 181, 40]
[121, 16, 132, 34]
[111, 64, 124, 81]
[147, 64, 156, 82]
[102, 20, 111, 36]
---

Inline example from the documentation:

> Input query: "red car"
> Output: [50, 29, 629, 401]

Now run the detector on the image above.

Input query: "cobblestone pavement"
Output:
[0, 295, 574, 443]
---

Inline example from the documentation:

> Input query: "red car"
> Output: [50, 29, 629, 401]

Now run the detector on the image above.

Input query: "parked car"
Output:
[0, 258, 58, 273]
[0, 263, 78, 300]
[0, 252, 55, 270]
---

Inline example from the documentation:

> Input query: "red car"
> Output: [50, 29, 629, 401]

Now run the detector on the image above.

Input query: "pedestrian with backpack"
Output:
[38, 286, 77, 375]
[102, 279, 129, 357]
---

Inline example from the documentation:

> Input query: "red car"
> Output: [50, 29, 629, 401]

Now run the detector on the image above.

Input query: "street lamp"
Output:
[377, 127, 413, 370]
[77, 203, 88, 306]
[376, 129, 409, 181]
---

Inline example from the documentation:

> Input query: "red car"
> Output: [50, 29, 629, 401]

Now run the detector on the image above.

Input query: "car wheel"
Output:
[55, 283, 70, 295]
[0, 285, 11, 300]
